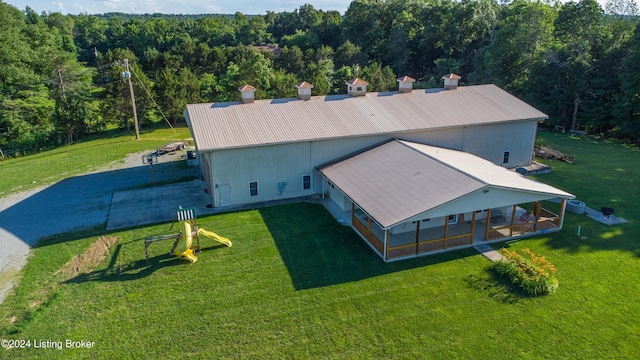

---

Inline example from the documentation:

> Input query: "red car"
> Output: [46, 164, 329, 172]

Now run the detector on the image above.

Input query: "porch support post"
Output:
[484, 208, 492, 241]
[559, 198, 568, 228]
[534, 201, 541, 231]
[415, 221, 420, 255]
[367, 216, 371, 231]
[470, 211, 477, 244]
[510, 204, 517, 236]
[444, 216, 450, 246]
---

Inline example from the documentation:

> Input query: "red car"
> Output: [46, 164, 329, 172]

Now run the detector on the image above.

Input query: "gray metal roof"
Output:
[317, 140, 574, 229]
[185, 84, 548, 151]
[399, 141, 574, 198]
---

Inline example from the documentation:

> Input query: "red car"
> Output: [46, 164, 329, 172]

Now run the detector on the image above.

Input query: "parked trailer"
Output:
[156, 141, 186, 155]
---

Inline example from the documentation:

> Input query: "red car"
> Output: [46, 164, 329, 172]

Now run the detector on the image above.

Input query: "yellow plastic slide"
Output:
[173, 222, 198, 263]
[197, 228, 233, 247]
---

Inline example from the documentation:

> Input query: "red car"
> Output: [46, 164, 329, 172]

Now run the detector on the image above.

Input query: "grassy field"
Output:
[1, 131, 639, 359]
[0, 124, 192, 198]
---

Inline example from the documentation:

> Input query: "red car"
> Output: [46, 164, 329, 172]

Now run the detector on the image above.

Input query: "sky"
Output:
[3, 0, 354, 15]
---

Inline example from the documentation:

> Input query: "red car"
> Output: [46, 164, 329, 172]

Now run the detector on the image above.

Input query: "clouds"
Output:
[4, 0, 352, 15]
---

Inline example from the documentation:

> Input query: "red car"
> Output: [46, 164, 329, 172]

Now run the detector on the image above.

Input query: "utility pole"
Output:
[123, 59, 140, 140]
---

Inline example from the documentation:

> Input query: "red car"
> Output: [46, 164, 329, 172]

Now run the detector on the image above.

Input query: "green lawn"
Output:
[0, 124, 192, 198]
[1, 131, 639, 359]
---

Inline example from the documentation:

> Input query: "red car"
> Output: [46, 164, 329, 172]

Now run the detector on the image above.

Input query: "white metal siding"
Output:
[461, 122, 537, 167]
[324, 178, 351, 211]
[200, 121, 541, 208]
[310, 135, 389, 165]
[210, 142, 313, 206]
[391, 217, 447, 234]
[403, 187, 561, 224]
[397, 127, 464, 150]
[201, 152, 214, 205]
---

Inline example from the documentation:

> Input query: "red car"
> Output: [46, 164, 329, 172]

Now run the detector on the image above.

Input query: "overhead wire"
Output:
[128, 65, 177, 134]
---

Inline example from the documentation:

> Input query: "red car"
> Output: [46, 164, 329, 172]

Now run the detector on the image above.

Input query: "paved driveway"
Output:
[0, 151, 208, 303]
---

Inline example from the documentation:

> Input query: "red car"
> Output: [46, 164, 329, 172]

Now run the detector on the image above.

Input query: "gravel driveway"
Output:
[0, 150, 199, 304]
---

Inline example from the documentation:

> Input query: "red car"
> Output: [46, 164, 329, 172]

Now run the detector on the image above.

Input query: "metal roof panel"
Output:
[186, 85, 548, 151]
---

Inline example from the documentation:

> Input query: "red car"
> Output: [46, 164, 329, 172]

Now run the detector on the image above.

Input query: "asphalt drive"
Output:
[0, 150, 210, 304]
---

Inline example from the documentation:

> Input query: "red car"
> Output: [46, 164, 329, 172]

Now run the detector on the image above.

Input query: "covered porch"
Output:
[350, 200, 567, 261]
[316, 140, 574, 263]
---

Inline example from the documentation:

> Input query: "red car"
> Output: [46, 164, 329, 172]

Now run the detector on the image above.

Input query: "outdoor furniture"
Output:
[601, 207, 614, 218]
[490, 208, 506, 223]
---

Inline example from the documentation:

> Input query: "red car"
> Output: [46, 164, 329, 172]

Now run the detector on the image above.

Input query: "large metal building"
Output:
[184, 75, 574, 261]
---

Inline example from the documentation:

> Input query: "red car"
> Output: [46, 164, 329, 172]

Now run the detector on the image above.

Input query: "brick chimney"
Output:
[442, 73, 461, 90]
[238, 84, 256, 104]
[397, 76, 416, 93]
[296, 81, 314, 100]
[346, 78, 368, 97]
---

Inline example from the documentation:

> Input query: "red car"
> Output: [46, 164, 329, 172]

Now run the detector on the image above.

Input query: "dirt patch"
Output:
[2, 236, 119, 329]
[54, 236, 119, 280]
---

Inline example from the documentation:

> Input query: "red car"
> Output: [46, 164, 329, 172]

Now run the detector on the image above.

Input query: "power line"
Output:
[127, 64, 177, 134]
[96, 58, 177, 135]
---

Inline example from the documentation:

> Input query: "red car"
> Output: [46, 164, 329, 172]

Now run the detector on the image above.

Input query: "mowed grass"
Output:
[1, 131, 640, 359]
[0, 124, 192, 198]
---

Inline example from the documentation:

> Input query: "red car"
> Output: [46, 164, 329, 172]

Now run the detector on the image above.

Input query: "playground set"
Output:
[144, 207, 231, 264]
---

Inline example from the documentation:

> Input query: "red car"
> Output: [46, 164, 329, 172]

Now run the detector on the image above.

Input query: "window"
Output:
[356, 86, 363, 92]
[303, 175, 311, 190]
[448, 214, 458, 224]
[503, 151, 510, 164]
[249, 181, 258, 196]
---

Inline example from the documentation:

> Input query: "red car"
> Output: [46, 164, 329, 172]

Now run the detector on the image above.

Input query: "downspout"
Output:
[383, 228, 388, 263]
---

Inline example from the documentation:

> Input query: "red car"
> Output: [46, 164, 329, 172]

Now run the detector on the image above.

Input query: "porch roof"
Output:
[316, 140, 574, 229]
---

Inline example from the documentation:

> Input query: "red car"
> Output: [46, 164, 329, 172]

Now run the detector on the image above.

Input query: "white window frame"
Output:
[302, 174, 311, 190]
[249, 181, 258, 196]
[503, 150, 510, 164]
[447, 214, 458, 225]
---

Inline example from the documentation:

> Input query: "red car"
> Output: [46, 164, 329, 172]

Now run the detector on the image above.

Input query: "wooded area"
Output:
[1, 0, 640, 152]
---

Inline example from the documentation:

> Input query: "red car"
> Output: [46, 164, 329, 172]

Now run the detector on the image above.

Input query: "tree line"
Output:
[1, 0, 640, 152]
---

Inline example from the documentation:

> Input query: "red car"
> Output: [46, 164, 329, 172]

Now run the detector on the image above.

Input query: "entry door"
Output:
[219, 184, 231, 206]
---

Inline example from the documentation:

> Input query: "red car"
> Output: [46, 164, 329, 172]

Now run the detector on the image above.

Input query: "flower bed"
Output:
[492, 248, 559, 295]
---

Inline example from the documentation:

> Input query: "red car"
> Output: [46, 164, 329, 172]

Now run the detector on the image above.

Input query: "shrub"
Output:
[491, 248, 559, 296]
